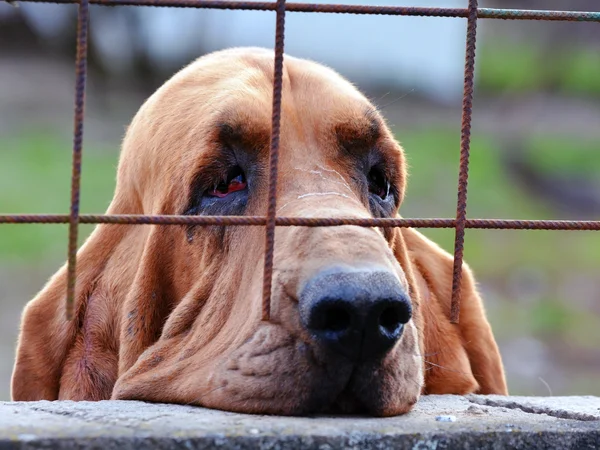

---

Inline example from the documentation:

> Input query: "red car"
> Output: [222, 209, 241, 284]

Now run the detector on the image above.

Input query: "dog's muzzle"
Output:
[299, 267, 412, 361]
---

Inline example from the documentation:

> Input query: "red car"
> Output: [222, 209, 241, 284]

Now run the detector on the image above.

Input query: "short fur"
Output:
[12, 48, 507, 416]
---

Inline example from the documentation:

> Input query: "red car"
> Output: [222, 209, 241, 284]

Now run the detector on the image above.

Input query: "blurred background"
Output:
[1, 0, 599, 401]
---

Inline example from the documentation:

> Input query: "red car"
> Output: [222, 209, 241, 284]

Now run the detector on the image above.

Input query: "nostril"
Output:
[322, 305, 351, 332]
[379, 305, 402, 334]
[377, 300, 412, 336]
[308, 301, 353, 334]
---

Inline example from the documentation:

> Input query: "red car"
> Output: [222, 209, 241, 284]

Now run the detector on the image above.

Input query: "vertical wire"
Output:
[262, 0, 287, 321]
[450, 0, 478, 324]
[65, 0, 90, 320]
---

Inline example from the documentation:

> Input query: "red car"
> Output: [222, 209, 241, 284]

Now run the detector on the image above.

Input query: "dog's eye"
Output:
[368, 168, 389, 200]
[207, 167, 247, 198]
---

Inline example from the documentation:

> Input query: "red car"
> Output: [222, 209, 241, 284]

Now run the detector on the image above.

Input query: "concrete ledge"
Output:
[1, 395, 599, 449]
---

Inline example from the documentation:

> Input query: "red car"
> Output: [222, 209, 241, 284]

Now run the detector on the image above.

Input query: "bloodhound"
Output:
[12, 47, 507, 416]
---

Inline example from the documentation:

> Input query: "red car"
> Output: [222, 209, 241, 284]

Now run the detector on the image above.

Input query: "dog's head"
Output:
[12, 47, 507, 415]
[109, 47, 421, 415]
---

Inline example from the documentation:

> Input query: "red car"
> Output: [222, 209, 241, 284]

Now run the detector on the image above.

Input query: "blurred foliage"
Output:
[561, 48, 600, 96]
[478, 41, 543, 92]
[400, 129, 550, 218]
[400, 128, 600, 278]
[0, 132, 118, 263]
[524, 135, 600, 176]
[478, 40, 600, 96]
[489, 297, 600, 347]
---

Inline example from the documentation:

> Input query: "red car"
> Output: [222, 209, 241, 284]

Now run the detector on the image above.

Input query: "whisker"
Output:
[404, 375, 425, 389]
[424, 360, 473, 376]
[377, 89, 415, 110]
[373, 91, 391, 103]
[413, 351, 441, 358]
[417, 339, 475, 360]
[538, 377, 553, 396]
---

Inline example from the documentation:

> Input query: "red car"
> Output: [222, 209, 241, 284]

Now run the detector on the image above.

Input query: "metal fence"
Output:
[2, 0, 600, 324]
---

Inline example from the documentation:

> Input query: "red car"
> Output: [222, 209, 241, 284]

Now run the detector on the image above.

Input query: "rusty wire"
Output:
[262, 0, 286, 322]
[14, 0, 600, 22]
[2, 1, 600, 324]
[65, 0, 89, 320]
[3, 215, 600, 230]
[450, 0, 478, 324]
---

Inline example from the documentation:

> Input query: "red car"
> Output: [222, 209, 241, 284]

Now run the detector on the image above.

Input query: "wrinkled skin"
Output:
[12, 48, 507, 416]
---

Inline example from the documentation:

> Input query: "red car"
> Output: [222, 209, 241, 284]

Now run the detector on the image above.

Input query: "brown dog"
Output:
[12, 47, 507, 416]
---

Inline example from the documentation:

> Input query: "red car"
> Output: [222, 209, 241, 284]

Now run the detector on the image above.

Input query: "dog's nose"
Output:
[299, 268, 412, 361]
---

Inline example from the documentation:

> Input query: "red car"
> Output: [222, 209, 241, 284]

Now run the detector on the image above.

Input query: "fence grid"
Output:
[2, 0, 600, 324]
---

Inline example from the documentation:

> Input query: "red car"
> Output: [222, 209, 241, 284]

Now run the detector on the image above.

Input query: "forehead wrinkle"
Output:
[215, 107, 271, 159]
[334, 105, 383, 157]
[365, 106, 384, 134]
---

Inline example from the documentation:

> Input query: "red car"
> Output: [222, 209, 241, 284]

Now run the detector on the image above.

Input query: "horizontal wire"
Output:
[11, 0, 600, 22]
[1, 214, 600, 230]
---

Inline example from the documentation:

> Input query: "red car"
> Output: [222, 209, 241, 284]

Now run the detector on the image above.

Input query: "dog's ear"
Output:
[392, 227, 508, 395]
[11, 221, 130, 400]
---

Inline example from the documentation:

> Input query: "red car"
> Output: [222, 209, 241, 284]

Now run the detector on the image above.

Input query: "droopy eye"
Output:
[206, 167, 247, 198]
[368, 167, 390, 200]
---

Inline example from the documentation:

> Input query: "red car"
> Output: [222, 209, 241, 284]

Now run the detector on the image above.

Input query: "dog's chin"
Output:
[321, 347, 423, 416]
[203, 322, 422, 416]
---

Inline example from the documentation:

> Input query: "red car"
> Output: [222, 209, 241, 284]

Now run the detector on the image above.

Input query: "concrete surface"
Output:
[0, 395, 599, 449]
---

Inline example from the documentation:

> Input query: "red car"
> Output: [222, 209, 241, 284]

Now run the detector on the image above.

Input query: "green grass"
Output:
[0, 132, 118, 263]
[560, 48, 600, 96]
[478, 41, 545, 92]
[524, 135, 600, 176]
[400, 128, 553, 220]
[478, 40, 600, 96]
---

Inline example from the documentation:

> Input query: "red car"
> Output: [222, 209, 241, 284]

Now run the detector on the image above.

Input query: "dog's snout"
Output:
[299, 268, 412, 361]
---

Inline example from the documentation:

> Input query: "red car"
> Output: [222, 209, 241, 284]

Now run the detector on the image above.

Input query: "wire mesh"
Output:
[2, 0, 600, 324]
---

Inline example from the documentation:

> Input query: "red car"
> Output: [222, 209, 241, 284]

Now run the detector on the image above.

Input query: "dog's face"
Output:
[13, 47, 507, 413]
[109, 48, 424, 415]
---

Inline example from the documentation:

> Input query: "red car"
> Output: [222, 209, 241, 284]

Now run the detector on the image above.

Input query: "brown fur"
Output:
[12, 47, 507, 415]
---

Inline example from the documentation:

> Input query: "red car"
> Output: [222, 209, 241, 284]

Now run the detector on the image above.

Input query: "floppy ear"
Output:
[11, 222, 129, 401]
[394, 227, 508, 395]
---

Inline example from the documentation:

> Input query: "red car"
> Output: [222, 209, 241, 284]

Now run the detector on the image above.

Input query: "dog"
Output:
[12, 47, 507, 416]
